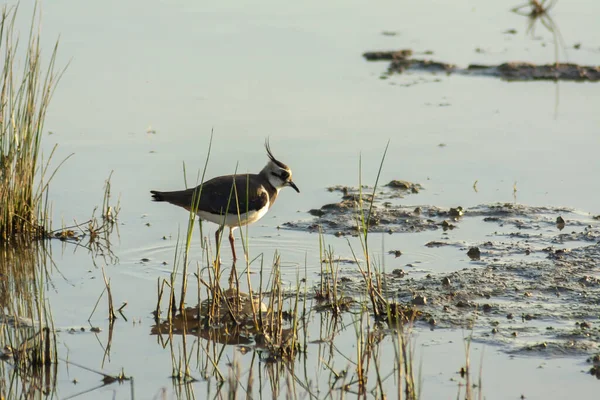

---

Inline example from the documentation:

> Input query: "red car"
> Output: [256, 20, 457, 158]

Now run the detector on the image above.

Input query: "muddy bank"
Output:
[284, 181, 456, 235]
[284, 182, 586, 237]
[363, 50, 600, 81]
[289, 183, 600, 357]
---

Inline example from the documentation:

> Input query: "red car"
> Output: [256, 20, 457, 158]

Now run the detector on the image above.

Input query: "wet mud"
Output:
[287, 183, 600, 357]
[286, 182, 450, 236]
[364, 50, 600, 81]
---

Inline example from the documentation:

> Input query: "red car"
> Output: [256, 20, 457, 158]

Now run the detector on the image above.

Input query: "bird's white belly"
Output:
[196, 202, 271, 227]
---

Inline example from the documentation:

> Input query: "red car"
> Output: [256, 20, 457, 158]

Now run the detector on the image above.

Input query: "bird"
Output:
[150, 141, 299, 262]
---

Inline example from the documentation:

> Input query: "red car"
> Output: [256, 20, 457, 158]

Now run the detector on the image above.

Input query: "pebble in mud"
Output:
[587, 354, 600, 364]
[441, 277, 451, 286]
[589, 366, 600, 379]
[441, 220, 455, 231]
[411, 295, 427, 305]
[392, 269, 406, 277]
[448, 206, 464, 218]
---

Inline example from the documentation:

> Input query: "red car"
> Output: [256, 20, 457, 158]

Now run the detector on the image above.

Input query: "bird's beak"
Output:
[288, 181, 300, 193]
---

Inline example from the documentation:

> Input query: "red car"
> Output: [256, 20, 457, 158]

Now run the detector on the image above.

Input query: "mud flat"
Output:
[285, 183, 600, 358]
[364, 50, 600, 81]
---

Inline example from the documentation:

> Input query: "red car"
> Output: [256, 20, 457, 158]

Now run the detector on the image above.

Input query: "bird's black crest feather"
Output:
[265, 139, 288, 169]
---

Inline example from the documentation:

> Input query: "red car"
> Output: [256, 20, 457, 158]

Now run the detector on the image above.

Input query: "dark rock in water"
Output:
[556, 215, 566, 231]
[386, 180, 412, 190]
[467, 247, 481, 260]
[309, 209, 325, 217]
[388, 250, 402, 258]
[363, 49, 413, 61]
[426, 241, 448, 248]
[386, 180, 423, 193]
[483, 216, 500, 222]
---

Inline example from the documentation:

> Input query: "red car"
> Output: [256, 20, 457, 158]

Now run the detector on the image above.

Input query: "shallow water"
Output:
[3, 0, 600, 398]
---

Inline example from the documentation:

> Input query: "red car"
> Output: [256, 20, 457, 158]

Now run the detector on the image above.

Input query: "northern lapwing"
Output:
[150, 141, 299, 261]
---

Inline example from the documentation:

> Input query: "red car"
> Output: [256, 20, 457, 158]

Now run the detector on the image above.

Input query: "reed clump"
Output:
[153, 250, 302, 366]
[0, 4, 63, 243]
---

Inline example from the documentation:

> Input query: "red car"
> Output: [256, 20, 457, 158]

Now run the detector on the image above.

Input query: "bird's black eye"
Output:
[280, 170, 290, 180]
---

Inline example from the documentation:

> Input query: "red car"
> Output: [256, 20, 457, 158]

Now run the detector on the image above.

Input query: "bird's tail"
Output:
[150, 190, 166, 202]
[150, 189, 195, 211]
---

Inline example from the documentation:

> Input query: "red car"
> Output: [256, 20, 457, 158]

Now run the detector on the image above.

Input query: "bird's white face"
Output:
[265, 161, 299, 192]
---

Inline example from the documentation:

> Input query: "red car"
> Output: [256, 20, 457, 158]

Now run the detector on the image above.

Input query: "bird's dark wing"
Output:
[198, 174, 269, 215]
[151, 174, 269, 215]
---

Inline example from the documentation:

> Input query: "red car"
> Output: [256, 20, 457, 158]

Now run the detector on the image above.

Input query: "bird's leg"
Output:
[229, 227, 237, 262]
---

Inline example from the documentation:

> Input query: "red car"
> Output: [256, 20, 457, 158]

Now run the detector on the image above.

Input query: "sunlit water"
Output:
[4, 0, 600, 398]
